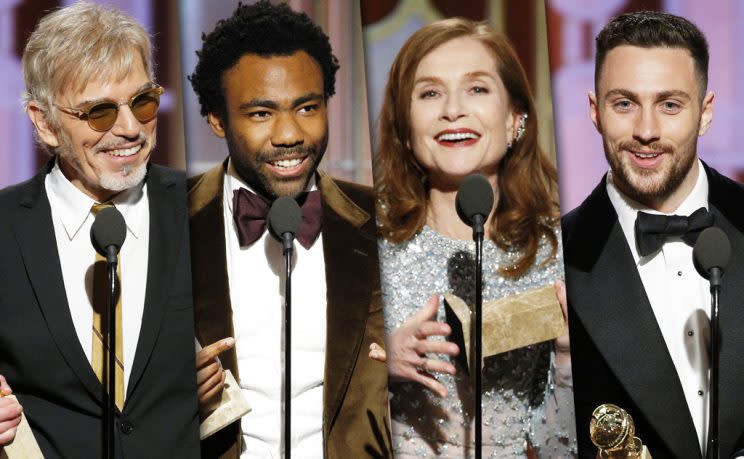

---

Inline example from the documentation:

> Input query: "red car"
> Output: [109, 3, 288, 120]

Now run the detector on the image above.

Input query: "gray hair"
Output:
[22, 1, 153, 129]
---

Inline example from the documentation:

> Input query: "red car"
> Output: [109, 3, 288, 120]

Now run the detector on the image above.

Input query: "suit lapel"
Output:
[127, 166, 184, 396]
[188, 163, 238, 377]
[318, 172, 378, 439]
[567, 180, 700, 456]
[13, 163, 103, 403]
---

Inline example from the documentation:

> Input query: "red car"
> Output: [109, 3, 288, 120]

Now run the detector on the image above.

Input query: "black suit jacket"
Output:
[562, 163, 744, 458]
[0, 161, 200, 458]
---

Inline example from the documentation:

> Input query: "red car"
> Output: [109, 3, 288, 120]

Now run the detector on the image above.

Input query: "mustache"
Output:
[256, 144, 322, 163]
[617, 139, 673, 154]
[94, 132, 147, 153]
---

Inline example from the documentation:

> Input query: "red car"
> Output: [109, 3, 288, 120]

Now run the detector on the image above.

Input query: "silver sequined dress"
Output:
[380, 226, 576, 458]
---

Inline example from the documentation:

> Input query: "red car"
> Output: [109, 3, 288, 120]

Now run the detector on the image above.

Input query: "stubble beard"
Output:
[603, 136, 697, 208]
[225, 128, 328, 201]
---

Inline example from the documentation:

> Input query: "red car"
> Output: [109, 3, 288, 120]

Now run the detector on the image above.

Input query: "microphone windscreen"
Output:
[693, 226, 731, 272]
[268, 196, 301, 240]
[455, 174, 494, 227]
[91, 206, 127, 256]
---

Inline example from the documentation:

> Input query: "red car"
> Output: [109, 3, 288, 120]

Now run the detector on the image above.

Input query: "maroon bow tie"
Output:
[232, 188, 322, 249]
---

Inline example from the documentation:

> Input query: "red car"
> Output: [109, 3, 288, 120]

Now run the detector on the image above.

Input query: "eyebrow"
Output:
[73, 81, 156, 109]
[413, 71, 497, 86]
[238, 92, 324, 111]
[603, 88, 692, 102]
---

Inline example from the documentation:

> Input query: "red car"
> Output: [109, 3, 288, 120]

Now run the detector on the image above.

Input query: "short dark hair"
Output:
[595, 11, 709, 92]
[189, 0, 339, 119]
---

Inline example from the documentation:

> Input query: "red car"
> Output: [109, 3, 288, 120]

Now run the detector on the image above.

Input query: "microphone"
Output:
[268, 196, 301, 253]
[693, 226, 730, 459]
[90, 205, 126, 459]
[693, 226, 731, 287]
[266, 196, 301, 459]
[91, 206, 127, 265]
[456, 174, 494, 238]
[454, 174, 493, 459]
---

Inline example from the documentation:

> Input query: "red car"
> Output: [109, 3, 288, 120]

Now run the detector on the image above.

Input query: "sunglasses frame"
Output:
[54, 84, 165, 132]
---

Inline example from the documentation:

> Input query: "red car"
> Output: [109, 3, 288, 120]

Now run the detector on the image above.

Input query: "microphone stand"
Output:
[471, 214, 485, 459]
[706, 267, 721, 459]
[105, 247, 118, 459]
[281, 233, 294, 459]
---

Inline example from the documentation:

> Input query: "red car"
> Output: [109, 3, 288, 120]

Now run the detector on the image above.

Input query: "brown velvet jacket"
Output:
[187, 162, 391, 458]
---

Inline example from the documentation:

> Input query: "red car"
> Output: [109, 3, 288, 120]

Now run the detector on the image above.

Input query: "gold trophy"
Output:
[590, 404, 651, 459]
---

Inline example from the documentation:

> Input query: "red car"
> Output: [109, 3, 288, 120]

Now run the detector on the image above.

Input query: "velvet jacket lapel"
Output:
[188, 163, 238, 377]
[565, 177, 700, 456]
[12, 161, 104, 405]
[316, 171, 378, 440]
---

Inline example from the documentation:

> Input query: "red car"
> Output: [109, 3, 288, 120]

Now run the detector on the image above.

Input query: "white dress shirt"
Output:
[607, 159, 710, 453]
[45, 160, 149, 396]
[222, 160, 326, 458]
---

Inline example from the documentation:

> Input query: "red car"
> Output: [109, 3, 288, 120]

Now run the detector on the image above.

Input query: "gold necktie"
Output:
[91, 202, 125, 410]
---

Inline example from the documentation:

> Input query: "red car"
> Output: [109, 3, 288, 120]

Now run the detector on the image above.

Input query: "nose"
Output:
[633, 106, 660, 144]
[110, 105, 144, 138]
[271, 113, 304, 148]
[439, 93, 466, 122]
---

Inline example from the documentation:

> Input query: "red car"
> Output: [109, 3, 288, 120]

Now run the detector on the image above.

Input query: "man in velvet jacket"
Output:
[187, 2, 389, 458]
[0, 3, 200, 457]
[563, 11, 744, 458]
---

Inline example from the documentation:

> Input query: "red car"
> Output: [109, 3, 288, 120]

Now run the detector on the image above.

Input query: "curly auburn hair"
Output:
[189, 0, 339, 119]
[374, 18, 559, 278]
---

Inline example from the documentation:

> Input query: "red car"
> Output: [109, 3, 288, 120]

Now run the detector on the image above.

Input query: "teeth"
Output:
[271, 158, 302, 169]
[107, 145, 141, 157]
[635, 152, 659, 159]
[437, 132, 479, 141]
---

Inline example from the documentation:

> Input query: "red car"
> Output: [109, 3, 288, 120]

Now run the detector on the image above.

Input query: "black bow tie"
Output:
[634, 207, 714, 257]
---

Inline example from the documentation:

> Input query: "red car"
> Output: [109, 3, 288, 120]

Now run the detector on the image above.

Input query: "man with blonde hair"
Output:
[0, 3, 199, 457]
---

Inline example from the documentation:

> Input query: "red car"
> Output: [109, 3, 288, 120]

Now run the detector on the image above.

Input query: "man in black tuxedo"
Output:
[563, 11, 744, 458]
[0, 3, 199, 457]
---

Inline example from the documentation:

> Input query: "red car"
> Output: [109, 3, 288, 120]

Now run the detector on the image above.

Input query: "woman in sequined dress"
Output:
[368, 18, 576, 457]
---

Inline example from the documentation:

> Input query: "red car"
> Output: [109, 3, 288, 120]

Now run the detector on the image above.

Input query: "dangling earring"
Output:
[507, 113, 528, 149]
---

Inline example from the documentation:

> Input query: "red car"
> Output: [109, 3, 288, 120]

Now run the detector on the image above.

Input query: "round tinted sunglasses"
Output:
[54, 85, 165, 132]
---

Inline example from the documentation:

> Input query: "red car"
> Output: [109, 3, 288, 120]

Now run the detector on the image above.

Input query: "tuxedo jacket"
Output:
[187, 163, 390, 458]
[0, 161, 200, 458]
[562, 163, 744, 458]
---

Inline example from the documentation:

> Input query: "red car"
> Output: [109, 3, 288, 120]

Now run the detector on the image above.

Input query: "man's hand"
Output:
[554, 281, 571, 370]
[0, 375, 22, 446]
[369, 295, 459, 397]
[196, 338, 235, 419]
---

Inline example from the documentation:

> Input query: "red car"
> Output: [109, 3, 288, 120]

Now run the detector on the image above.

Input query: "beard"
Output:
[604, 137, 697, 207]
[225, 128, 328, 200]
[57, 130, 152, 195]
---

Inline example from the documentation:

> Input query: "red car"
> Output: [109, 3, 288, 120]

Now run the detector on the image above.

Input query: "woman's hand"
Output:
[368, 294, 460, 397]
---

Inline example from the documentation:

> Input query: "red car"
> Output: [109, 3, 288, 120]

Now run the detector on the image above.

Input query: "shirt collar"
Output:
[606, 158, 709, 263]
[47, 158, 147, 241]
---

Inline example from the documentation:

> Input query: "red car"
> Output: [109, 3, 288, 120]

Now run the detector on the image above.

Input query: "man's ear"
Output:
[588, 91, 602, 133]
[27, 101, 60, 148]
[698, 91, 714, 136]
[207, 112, 227, 138]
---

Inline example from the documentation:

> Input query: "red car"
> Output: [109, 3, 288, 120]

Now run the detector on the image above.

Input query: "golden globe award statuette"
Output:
[590, 404, 651, 459]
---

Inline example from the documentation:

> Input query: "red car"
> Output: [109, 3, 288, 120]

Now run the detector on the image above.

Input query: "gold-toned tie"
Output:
[91, 202, 125, 410]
